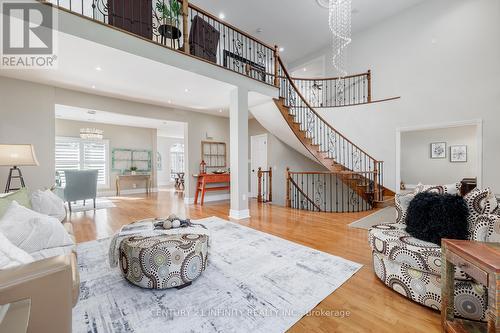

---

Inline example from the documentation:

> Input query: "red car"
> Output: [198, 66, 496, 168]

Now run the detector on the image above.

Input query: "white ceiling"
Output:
[56, 104, 185, 138]
[0, 31, 270, 118]
[192, 0, 427, 64]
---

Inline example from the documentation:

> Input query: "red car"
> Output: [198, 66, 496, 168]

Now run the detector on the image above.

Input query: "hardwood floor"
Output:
[69, 190, 441, 333]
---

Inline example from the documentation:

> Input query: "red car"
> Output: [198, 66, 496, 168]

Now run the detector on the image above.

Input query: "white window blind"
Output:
[55, 137, 109, 186]
[83, 142, 107, 185]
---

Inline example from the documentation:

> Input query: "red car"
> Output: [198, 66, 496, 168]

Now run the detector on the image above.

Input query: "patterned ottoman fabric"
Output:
[372, 251, 487, 321]
[119, 233, 209, 289]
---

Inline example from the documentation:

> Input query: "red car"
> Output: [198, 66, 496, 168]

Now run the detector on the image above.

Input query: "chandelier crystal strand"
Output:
[80, 128, 104, 140]
[329, 0, 351, 104]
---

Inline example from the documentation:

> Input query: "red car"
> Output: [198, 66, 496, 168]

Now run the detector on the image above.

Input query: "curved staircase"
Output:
[273, 58, 393, 210]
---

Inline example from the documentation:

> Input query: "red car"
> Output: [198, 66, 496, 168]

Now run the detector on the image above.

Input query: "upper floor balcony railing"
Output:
[44, 0, 278, 86]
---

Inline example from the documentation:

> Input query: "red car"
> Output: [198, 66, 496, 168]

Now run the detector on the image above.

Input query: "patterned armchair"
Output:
[368, 186, 500, 321]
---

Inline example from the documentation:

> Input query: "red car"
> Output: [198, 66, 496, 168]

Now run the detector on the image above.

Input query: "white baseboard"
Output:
[229, 209, 250, 220]
[184, 193, 230, 204]
[98, 188, 158, 197]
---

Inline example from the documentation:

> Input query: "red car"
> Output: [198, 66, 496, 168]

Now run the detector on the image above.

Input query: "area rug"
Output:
[348, 206, 396, 230]
[69, 198, 116, 212]
[73, 216, 362, 333]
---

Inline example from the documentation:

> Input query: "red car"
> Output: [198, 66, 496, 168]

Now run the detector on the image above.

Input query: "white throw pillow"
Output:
[0, 201, 74, 254]
[31, 189, 67, 222]
[0, 231, 34, 269]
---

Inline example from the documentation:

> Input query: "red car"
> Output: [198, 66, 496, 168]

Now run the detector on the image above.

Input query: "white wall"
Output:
[0, 79, 55, 192]
[401, 125, 478, 186]
[294, 0, 500, 194]
[248, 119, 325, 206]
[157, 136, 184, 187]
[55, 119, 157, 192]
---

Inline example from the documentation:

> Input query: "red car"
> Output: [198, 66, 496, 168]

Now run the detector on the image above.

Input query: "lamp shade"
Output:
[0, 144, 39, 166]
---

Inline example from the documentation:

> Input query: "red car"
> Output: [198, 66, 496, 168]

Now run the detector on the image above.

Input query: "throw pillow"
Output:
[31, 189, 67, 222]
[468, 213, 500, 243]
[0, 188, 31, 218]
[0, 201, 74, 254]
[463, 187, 499, 225]
[0, 231, 34, 269]
[395, 192, 415, 224]
[415, 182, 461, 195]
[405, 192, 469, 245]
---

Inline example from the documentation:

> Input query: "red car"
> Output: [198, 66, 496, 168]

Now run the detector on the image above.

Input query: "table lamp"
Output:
[0, 144, 39, 193]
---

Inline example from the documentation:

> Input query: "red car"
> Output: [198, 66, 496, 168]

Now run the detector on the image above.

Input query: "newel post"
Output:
[373, 161, 379, 201]
[257, 167, 262, 203]
[274, 45, 280, 88]
[268, 167, 273, 202]
[285, 167, 291, 207]
[367, 69, 372, 103]
[182, 0, 190, 54]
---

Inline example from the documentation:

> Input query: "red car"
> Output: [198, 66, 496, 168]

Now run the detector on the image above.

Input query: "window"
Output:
[170, 143, 184, 180]
[55, 137, 109, 187]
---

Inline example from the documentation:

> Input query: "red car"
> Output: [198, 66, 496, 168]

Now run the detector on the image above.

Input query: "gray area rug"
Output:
[73, 216, 362, 333]
[69, 198, 116, 212]
[348, 206, 396, 230]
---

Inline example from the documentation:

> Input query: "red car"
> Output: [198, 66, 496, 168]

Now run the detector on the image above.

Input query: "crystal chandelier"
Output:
[80, 128, 103, 140]
[328, 0, 351, 78]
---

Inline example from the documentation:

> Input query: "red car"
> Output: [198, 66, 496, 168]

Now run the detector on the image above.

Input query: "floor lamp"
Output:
[0, 144, 39, 193]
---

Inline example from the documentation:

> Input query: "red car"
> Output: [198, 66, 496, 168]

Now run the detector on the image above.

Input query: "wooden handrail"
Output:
[288, 171, 378, 175]
[257, 167, 272, 203]
[291, 71, 370, 82]
[182, 0, 189, 55]
[287, 176, 322, 211]
[277, 56, 380, 164]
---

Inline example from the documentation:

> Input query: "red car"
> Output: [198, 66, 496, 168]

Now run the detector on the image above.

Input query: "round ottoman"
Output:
[119, 233, 209, 289]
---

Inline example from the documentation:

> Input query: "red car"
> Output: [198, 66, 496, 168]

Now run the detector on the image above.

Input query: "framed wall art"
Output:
[430, 142, 446, 159]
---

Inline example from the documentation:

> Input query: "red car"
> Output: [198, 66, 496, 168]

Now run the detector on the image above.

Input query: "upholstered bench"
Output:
[119, 233, 209, 289]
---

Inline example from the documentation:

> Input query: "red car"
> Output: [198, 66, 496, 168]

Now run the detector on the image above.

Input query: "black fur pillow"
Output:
[405, 192, 469, 245]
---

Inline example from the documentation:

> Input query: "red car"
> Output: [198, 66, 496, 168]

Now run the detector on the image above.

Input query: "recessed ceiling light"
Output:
[256, 28, 263, 33]
[91, 85, 96, 89]
[95, 66, 102, 71]
[219, 109, 223, 113]
[184, 88, 189, 93]
[303, 67, 307, 72]
[167, 100, 172, 104]
[218, 13, 225, 19]
[279, 47, 284, 52]
[87, 110, 97, 115]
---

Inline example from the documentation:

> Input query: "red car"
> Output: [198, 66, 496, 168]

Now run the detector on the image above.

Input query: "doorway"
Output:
[250, 134, 268, 198]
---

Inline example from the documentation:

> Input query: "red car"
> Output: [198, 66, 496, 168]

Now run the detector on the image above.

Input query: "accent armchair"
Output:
[60, 170, 98, 212]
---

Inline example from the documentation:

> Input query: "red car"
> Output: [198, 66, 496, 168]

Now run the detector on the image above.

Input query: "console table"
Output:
[193, 173, 230, 205]
[441, 240, 499, 333]
[115, 174, 152, 196]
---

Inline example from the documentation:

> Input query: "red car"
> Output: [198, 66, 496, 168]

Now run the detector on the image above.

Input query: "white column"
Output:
[229, 87, 250, 219]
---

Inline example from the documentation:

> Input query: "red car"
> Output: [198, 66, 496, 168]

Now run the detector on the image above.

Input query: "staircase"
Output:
[274, 58, 392, 209]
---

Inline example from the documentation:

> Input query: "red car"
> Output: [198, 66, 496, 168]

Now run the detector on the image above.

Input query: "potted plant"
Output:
[130, 166, 138, 175]
[156, 0, 183, 40]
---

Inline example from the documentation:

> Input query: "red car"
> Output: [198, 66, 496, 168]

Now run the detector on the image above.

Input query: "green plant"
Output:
[156, 0, 182, 24]
[130, 166, 138, 171]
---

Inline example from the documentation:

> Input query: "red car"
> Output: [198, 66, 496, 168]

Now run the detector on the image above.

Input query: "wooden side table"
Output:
[441, 240, 500, 333]
[193, 173, 230, 205]
[115, 174, 152, 196]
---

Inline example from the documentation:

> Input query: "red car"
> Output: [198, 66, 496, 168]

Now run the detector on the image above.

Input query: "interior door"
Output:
[250, 134, 268, 198]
